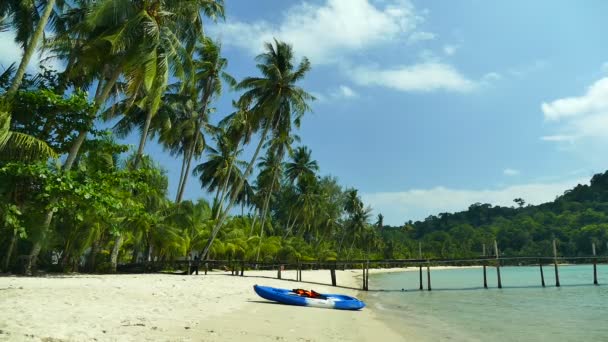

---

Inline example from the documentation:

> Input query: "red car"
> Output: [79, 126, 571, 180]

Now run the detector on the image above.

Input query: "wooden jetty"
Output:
[119, 239, 605, 291]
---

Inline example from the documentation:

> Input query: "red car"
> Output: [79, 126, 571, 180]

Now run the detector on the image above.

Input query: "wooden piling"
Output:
[277, 264, 282, 279]
[240, 261, 244, 276]
[204, 262, 208, 275]
[494, 240, 502, 289]
[362, 263, 367, 290]
[483, 264, 488, 289]
[482, 243, 487, 289]
[366, 260, 370, 290]
[553, 239, 560, 287]
[593, 242, 598, 285]
[330, 263, 337, 286]
[426, 261, 431, 291]
[419, 242, 423, 291]
[539, 259, 545, 287]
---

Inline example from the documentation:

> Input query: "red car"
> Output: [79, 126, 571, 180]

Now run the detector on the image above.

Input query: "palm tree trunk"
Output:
[283, 212, 301, 239]
[25, 67, 121, 274]
[254, 193, 272, 262]
[176, 81, 213, 203]
[133, 110, 153, 169]
[214, 159, 235, 220]
[7, 0, 56, 95]
[200, 122, 273, 260]
[176, 139, 196, 203]
[3, 229, 18, 272]
[248, 209, 259, 237]
[255, 165, 281, 262]
[87, 237, 100, 272]
[175, 149, 189, 203]
[110, 235, 124, 273]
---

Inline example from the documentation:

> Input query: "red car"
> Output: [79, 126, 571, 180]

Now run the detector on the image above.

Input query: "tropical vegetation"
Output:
[1, 1, 606, 275]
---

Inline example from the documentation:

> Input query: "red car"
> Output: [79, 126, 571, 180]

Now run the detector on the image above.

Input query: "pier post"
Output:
[240, 260, 244, 276]
[593, 242, 598, 285]
[553, 239, 560, 287]
[483, 243, 487, 289]
[426, 261, 432, 291]
[330, 263, 337, 287]
[204, 262, 208, 275]
[419, 242, 423, 291]
[539, 259, 545, 287]
[366, 260, 370, 290]
[362, 263, 367, 291]
[494, 240, 502, 289]
[277, 264, 282, 279]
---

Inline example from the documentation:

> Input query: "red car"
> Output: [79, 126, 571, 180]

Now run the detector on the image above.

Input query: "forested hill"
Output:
[380, 171, 608, 259]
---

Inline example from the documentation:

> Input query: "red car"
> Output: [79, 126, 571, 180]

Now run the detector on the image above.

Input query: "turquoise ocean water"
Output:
[363, 265, 608, 341]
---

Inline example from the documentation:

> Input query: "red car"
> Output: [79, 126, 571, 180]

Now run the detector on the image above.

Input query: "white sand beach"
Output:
[0, 269, 406, 342]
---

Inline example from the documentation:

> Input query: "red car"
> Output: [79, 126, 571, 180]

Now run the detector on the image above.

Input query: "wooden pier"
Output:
[119, 240, 606, 291]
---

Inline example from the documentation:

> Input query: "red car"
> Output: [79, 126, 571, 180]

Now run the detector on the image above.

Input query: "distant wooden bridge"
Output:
[119, 239, 606, 291]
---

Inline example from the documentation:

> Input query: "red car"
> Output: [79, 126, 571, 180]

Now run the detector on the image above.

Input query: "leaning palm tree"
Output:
[200, 40, 314, 260]
[172, 37, 235, 203]
[2, 0, 61, 94]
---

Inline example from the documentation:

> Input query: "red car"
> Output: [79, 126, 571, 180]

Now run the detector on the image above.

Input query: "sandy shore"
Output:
[0, 268, 407, 342]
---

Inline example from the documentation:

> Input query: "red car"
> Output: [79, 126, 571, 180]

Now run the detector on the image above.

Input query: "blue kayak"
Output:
[253, 285, 365, 310]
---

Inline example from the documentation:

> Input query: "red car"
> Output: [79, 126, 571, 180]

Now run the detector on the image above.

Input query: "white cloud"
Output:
[313, 85, 359, 104]
[334, 85, 358, 98]
[542, 78, 608, 121]
[362, 178, 587, 225]
[0, 31, 63, 72]
[540, 135, 575, 142]
[503, 168, 520, 176]
[349, 62, 477, 93]
[541, 77, 608, 143]
[443, 44, 457, 56]
[508, 60, 548, 78]
[212, 0, 423, 64]
[407, 31, 436, 44]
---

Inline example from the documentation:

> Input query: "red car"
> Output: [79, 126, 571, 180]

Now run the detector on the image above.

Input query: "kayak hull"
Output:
[253, 285, 365, 310]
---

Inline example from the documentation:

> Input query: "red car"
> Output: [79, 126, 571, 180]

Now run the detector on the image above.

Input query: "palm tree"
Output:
[22, 0, 225, 273]
[193, 129, 246, 215]
[285, 146, 318, 184]
[172, 37, 235, 202]
[200, 40, 314, 260]
[2, 0, 60, 94]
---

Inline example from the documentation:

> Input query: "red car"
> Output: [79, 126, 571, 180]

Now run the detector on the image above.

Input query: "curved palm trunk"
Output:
[255, 159, 282, 262]
[200, 122, 272, 260]
[175, 140, 196, 203]
[254, 190, 273, 263]
[214, 159, 235, 220]
[248, 209, 259, 237]
[7, 0, 56, 95]
[3, 229, 17, 272]
[133, 110, 153, 169]
[25, 68, 121, 275]
[176, 82, 213, 203]
[109, 235, 124, 273]
[175, 146, 192, 203]
[175, 150, 189, 202]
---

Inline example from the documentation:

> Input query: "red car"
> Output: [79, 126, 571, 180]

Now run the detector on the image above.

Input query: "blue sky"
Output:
[3, 0, 608, 225]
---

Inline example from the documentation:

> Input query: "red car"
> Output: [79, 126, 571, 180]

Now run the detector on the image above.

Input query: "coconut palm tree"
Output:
[2, 0, 61, 94]
[200, 40, 314, 260]
[285, 146, 318, 185]
[172, 37, 235, 202]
